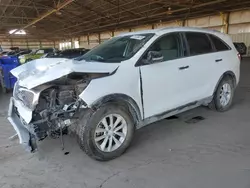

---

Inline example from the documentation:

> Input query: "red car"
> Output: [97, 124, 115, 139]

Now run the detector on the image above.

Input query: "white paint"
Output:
[11, 58, 119, 89]
[11, 27, 240, 125]
[13, 98, 33, 124]
[81, 27, 240, 119]
[130, 35, 145, 40]
[79, 59, 143, 117]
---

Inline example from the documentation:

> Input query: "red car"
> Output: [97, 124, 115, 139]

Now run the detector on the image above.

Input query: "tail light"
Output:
[237, 53, 241, 61]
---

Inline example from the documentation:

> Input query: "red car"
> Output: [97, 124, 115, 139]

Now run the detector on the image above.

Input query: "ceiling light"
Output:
[9, 29, 26, 35]
[56, 11, 62, 15]
[167, 7, 172, 15]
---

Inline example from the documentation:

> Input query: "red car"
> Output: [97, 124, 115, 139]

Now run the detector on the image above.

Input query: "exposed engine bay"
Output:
[19, 73, 107, 144]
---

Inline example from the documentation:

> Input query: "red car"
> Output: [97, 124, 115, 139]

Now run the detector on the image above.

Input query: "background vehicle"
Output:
[15, 50, 32, 57]
[8, 27, 240, 161]
[0, 51, 9, 57]
[233, 42, 247, 59]
[18, 48, 56, 63]
[0, 49, 32, 92]
[46, 48, 89, 59]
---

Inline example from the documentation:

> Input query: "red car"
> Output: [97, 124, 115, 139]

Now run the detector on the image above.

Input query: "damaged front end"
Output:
[8, 72, 107, 152]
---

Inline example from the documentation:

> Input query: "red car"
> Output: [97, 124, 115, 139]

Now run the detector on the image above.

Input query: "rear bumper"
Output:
[7, 97, 37, 152]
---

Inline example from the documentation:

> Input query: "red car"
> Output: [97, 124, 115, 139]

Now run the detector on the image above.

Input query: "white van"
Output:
[8, 27, 240, 161]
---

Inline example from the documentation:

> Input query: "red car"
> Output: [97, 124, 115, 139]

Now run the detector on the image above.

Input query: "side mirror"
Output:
[147, 51, 164, 64]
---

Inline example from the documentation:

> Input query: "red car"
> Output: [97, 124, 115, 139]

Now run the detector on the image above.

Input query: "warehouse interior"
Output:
[0, 0, 250, 52]
[1, 0, 250, 188]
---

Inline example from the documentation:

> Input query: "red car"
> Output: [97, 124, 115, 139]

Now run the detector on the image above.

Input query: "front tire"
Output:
[209, 76, 235, 112]
[77, 103, 135, 161]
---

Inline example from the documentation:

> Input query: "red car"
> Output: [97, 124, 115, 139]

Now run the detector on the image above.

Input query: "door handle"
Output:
[215, 59, 222, 62]
[179, 66, 189, 70]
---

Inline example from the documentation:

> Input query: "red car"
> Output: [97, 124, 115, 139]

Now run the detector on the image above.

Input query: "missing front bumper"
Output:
[7, 97, 37, 152]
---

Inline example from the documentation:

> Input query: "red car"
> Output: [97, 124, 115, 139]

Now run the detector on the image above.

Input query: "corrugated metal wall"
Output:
[230, 33, 250, 55]
[72, 10, 250, 53]
[1, 9, 249, 53]
[0, 38, 57, 51]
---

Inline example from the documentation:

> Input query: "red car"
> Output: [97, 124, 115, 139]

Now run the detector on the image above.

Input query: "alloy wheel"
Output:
[94, 114, 128, 152]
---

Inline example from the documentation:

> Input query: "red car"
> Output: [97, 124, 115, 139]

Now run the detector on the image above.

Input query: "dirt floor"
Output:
[1, 58, 250, 188]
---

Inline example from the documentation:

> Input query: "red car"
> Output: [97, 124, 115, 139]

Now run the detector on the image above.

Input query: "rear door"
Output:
[182, 32, 215, 101]
[207, 34, 235, 94]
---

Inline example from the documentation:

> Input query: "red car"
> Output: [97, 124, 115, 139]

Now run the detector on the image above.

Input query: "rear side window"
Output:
[209, 34, 230, 51]
[185, 32, 213, 56]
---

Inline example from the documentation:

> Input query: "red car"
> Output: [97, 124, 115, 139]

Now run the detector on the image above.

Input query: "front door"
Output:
[139, 33, 193, 118]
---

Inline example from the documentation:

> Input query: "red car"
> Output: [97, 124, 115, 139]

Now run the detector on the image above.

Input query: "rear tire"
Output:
[209, 76, 235, 112]
[77, 103, 135, 161]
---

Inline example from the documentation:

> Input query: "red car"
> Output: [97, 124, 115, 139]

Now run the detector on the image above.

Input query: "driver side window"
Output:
[143, 33, 181, 63]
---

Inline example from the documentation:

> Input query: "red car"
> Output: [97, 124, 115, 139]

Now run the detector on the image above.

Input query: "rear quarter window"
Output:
[209, 34, 230, 51]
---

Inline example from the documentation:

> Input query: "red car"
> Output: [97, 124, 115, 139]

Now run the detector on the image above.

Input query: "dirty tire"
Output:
[77, 103, 135, 161]
[209, 76, 235, 112]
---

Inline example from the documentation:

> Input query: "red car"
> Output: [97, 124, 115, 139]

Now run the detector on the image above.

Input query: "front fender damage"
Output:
[8, 72, 109, 152]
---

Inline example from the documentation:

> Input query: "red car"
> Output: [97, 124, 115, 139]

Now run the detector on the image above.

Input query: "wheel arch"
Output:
[90, 94, 142, 127]
[213, 71, 236, 94]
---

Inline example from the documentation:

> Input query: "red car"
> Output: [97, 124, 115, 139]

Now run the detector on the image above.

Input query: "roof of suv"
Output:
[118, 27, 224, 37]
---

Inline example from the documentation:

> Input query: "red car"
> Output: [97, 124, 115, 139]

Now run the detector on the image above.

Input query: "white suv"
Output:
[8, 27, 240, 161]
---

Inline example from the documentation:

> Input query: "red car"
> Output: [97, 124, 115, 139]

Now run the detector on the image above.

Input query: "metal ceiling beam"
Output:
[73, 0, 250, 35]
[73, 1, 116, 21]
[0, 23, 26, 27]
[10, 0, 75, 35]
[80, 0, 161, 22]
[102, 0, 144, 17]
[54, 0, 219, 33]
[68, 10, 222, 36]
[25, 0, 54, 9]
[51, 0, 166, 33]
[68, 0, 227, 35]
[0, 0, 12, 18]
[5, 0, 26, 17]
[58, 0, 162, 26]
[0, 3, 48, 9]
[53, 0, 226, 34]
[0, 15, 35, 19]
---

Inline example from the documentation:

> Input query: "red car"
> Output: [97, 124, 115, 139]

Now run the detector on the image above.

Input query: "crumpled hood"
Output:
[11, 58, 119, 89]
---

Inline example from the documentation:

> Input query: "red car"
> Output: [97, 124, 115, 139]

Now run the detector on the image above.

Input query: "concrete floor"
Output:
[1, 58, 250, 188]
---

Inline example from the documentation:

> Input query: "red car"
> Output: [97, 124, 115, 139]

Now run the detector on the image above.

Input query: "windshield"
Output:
[35, 49, 54, 54]
[7, 51, 17, 56]
[76, 33, 154, 63]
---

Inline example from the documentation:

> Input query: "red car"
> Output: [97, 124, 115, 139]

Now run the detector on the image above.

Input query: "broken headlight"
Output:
[14, 83, 40, 110]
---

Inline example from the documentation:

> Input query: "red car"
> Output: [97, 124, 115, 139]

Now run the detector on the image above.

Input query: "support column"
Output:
[78, 37, 81, 48]
[87, 34, 90, 45]
[182, 19, 186, 27]
[176, 20, 185, 27]
[225, 13, 230, 34]
[26, 38, 29, 49]
[220, 12, 230, 34]
[98, 33, 101, 44]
